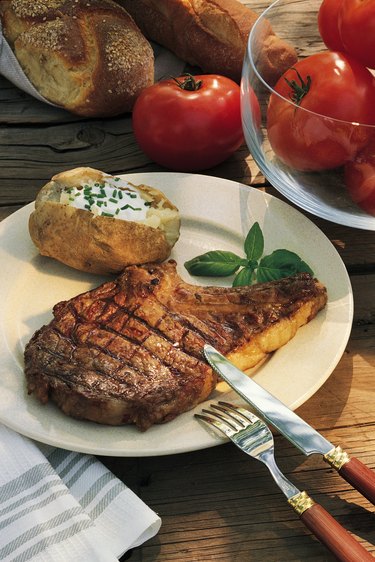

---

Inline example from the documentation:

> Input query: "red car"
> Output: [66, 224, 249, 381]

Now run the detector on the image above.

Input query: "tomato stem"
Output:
[285, 68, 311, 105]
[171, 73, 203, 91]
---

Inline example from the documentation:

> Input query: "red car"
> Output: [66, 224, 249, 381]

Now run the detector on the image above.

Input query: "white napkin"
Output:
[0, 21, 185, 109]
[0, 424, 161, 562]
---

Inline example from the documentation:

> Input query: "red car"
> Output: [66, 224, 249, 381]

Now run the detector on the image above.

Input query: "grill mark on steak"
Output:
[24, 260, 328, 430]
[37, 293, 207, 400]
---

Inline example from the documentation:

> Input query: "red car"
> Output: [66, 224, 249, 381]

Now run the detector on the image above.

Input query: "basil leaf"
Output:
[298, 259, 314, 276]
[232, 266, 256, 287]
[257, 249, 314, 282]
[184, 251, 244, 277]
[244, 222, 264, 261]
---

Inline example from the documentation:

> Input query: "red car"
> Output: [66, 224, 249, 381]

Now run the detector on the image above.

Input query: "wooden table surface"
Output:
[1, 17, 375, 561]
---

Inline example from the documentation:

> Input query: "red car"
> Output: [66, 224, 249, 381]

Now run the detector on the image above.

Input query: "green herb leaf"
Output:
[184, 223, 313, 287]
[244, 222, 264, 261]
[184, 251, 245, 277]
[257, 249, 314, 283]
[232, 266, 256, 287]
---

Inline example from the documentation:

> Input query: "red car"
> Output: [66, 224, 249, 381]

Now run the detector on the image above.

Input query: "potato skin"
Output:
[28, 168, 180, 274]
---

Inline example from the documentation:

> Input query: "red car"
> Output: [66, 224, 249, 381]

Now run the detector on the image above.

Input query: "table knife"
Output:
[204, 344, 375, 506]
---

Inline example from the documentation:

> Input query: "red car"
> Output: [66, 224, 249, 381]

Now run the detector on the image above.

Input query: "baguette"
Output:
[0, 0, 154, 116]
[116, 0, 297, 84]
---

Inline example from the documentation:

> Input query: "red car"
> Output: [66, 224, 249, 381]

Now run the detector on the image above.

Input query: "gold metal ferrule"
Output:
[288, 491, 315, 515]
[323, 446, 350, 470]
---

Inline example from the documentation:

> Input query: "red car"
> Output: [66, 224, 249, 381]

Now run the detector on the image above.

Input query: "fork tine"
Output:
[210, 403, 248, 428]
[218, 401, 260, 424]
[213, 403, 248, 424]
[195, 411, 236, 439]
[201, 407, 243, 431]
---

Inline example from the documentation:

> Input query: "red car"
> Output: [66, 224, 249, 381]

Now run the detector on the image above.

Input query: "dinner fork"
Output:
[196, 402, 374, 561]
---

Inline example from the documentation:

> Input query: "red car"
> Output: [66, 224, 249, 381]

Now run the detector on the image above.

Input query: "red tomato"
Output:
[318, 0, 345, 51]
[247, 87, 262, 130]
[132, 74, 243, 172]
[339, 0, 375, 70]
[345, 137, 375, 215]
[267, 52, 375, 171]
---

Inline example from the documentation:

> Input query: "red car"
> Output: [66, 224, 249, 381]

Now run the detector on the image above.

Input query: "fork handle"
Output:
[324, 448, 375, 506]
[289, 493, 374, 561]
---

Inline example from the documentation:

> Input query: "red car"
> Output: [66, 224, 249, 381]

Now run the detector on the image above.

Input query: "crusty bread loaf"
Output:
[116, 0, 297, 84]
[0, 0, 154, 116]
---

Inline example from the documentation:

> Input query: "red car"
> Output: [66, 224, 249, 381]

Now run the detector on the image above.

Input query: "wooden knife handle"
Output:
[324, 448, 375, 506]
[300, 503, 374, 561]
[338, 457, 375, 506]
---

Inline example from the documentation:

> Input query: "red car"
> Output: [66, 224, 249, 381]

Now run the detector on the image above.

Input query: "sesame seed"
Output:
[12, 0, 64, 18]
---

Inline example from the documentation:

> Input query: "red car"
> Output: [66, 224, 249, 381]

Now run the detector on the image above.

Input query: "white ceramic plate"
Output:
[0, 172, 353, 456]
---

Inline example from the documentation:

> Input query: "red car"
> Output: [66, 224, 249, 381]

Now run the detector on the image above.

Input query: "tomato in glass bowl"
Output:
[241, 0, 375, 229]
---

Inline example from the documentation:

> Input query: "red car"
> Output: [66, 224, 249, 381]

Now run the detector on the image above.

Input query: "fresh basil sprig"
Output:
[184, 222, 313, 286]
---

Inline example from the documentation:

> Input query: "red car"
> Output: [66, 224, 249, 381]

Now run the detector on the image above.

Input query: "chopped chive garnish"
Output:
[64, 181, 145, 218]
[121, 204, 141, 211]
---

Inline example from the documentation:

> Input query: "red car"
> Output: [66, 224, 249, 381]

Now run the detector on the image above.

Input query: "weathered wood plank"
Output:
[0, 122, 263, 204]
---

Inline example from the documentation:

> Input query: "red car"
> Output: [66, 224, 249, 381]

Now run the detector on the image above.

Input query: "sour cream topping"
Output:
[60, 176, 151, 221]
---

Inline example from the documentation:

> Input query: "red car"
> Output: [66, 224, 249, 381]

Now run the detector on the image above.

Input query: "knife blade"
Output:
[204, 344, 375, 506]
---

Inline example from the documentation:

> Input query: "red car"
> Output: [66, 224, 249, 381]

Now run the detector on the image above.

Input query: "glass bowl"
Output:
[241, 0, 375, 230]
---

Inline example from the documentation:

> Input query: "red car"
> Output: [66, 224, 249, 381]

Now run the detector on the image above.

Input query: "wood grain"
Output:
[339, 458, 375, 507]
[300, 503, 375, 561]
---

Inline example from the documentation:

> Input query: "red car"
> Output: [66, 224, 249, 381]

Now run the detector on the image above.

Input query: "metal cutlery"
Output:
[204, 344, 375, 506]
[196, 401, 374, 561]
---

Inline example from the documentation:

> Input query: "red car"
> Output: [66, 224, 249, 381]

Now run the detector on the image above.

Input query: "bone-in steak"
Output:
[24, 260, 327, 430]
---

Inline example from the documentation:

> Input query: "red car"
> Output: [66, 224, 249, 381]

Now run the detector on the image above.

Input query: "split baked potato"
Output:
[29, 167, 180, 274]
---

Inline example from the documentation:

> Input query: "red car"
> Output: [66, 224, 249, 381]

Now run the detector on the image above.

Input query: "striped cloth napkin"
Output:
[0, 424, 161, 562]
[0, 21, 185, 108]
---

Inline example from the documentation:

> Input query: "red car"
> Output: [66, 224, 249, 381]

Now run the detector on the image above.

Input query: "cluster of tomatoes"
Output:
[267, 0, 375, 215]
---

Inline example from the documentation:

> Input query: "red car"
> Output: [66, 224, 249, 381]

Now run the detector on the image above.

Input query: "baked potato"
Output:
[29, 167, 180, 274]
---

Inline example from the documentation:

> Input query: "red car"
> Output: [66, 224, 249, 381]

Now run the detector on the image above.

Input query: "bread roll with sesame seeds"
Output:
[0, 0, 154, 116]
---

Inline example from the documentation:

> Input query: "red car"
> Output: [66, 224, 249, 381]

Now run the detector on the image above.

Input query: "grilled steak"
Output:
[24, 260, 327, 430]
